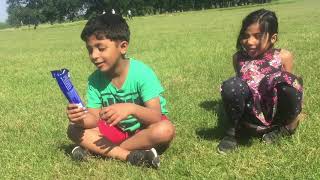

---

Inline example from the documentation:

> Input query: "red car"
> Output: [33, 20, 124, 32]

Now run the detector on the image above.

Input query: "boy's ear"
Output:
[119, 41, 129, 55]
[271, 34, 278, 44]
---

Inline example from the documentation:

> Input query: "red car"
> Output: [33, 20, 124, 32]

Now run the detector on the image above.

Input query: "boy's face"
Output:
[86, 35, 128, 73]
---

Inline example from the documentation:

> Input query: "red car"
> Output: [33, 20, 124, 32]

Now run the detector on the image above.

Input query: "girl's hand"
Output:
[66, 104, 87, 123]
[99, 103, 135, 126]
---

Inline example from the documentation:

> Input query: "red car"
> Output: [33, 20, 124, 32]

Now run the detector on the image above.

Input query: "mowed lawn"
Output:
[0, 0, 319, 179]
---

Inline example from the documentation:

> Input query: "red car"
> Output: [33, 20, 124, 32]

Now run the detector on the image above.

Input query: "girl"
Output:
[217, 9, 303, 154]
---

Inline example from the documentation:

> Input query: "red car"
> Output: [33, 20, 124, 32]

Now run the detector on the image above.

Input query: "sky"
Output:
[0, 0, 8, 22]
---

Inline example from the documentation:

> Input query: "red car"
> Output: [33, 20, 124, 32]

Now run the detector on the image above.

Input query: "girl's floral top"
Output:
[235, 48, 303, 125]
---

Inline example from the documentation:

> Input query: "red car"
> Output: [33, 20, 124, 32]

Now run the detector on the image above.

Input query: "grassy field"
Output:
[1, 0, 319, 179]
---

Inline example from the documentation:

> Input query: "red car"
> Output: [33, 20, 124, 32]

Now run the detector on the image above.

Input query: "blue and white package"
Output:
[51, 69, 85, 108]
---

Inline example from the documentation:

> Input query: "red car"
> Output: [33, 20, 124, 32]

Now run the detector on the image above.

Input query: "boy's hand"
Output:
[66, 104, 87, 123]
[100, 103, 135, 126]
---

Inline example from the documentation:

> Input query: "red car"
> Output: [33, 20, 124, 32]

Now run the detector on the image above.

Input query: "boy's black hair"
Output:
[81, 14, 130, 43]
[236, 9, 278, 51]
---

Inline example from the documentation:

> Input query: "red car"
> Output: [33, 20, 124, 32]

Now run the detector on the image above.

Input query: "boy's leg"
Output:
[68, 119, 174, 168]
[262, 84, 303, 143]
[67, 124, 130, 161]
[119, 120, 175, 151]
[218, 77, 251, 153]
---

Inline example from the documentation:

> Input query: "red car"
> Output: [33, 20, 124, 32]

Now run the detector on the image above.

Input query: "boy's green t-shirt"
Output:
[86, 58, 168, 132]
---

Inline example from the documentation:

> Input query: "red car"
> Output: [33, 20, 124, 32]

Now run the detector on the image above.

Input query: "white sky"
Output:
[0, 0, 8, 22]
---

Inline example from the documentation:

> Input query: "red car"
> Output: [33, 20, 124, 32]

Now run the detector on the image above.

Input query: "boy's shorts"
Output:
[98, 115, 169, 145]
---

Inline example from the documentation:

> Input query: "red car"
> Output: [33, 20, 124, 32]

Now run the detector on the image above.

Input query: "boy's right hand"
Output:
[66, 104, 87, 123]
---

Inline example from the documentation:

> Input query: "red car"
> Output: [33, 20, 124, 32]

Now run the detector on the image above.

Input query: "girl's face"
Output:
[240, 23, 276, 58]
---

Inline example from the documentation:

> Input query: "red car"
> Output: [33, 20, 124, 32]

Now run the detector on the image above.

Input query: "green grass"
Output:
[1, 0, 320, 179]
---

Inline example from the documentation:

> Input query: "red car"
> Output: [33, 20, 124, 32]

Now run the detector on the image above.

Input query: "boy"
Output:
[67, 14, 175, 168]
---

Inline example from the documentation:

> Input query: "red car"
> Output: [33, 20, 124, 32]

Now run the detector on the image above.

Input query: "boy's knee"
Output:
[67, 124, 85, 143]
[150, 121, 175, 143]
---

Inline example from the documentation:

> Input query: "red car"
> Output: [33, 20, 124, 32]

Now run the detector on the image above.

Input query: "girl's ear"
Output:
[119, 41, 129, 55]
[271, 33, 278, 44]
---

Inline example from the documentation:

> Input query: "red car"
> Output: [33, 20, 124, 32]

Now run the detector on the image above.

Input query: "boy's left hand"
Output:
[99, 103, 135, 126]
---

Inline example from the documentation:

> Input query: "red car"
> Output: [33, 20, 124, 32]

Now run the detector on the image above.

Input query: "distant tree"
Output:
[6, 0, 274, 26]
[54, 0, 84, 22]
[7, 0, 40, 27]
[7, 0, 84, 26]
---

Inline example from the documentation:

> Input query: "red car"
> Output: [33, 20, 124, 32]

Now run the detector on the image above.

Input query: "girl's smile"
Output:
[241, 23, 273, 58]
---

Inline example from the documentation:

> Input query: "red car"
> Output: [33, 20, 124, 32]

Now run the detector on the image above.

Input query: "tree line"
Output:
[7, 0, 272, 27]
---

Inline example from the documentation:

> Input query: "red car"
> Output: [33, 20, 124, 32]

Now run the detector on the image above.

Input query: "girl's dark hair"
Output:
[81, 14, 130, 42]
[236, 9, 278, 51]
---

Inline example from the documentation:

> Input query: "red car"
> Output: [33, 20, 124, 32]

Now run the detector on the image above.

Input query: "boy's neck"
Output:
[105, 58, 130, 89]
[106, 58, 129, 78]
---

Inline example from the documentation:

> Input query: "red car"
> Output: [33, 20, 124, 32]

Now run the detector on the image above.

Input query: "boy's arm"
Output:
[280, 49, 294, 73]
[132, 97, 162, 125]
[67, 104, 100, 128]
[82, 108, 101, 128]
[100, 97, 162, 126]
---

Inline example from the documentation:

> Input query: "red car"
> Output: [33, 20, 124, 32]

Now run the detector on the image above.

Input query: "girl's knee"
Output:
[276, 84, 303, 121]
[277, 84, 298, 97]
[221, 77, 247, 99]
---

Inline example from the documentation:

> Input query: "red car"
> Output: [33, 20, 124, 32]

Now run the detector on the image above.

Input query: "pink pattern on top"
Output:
[236, 49, 303, 126]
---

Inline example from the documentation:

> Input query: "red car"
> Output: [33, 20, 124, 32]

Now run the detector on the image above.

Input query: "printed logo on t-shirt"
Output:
[100, 92, 143, 107]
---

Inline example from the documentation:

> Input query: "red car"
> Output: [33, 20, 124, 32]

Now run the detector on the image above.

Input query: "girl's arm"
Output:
[233, 53, 239, 75]
[280, 49, 294, 73]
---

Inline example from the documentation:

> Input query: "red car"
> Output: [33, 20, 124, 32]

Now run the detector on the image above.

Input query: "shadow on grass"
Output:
[196, 99, 253, 146]
[59, 143, 75, 157]
[196, 99, 228, 141]
[58, 125, 114, 161]
[58, 143, 107, 162]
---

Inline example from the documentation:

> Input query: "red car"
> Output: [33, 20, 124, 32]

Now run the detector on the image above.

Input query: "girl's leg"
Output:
[218, 77, 251, 153]
[262, 84, 303, 143]
[275, 84, 303, 131]
[220, 77, 251, 136]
